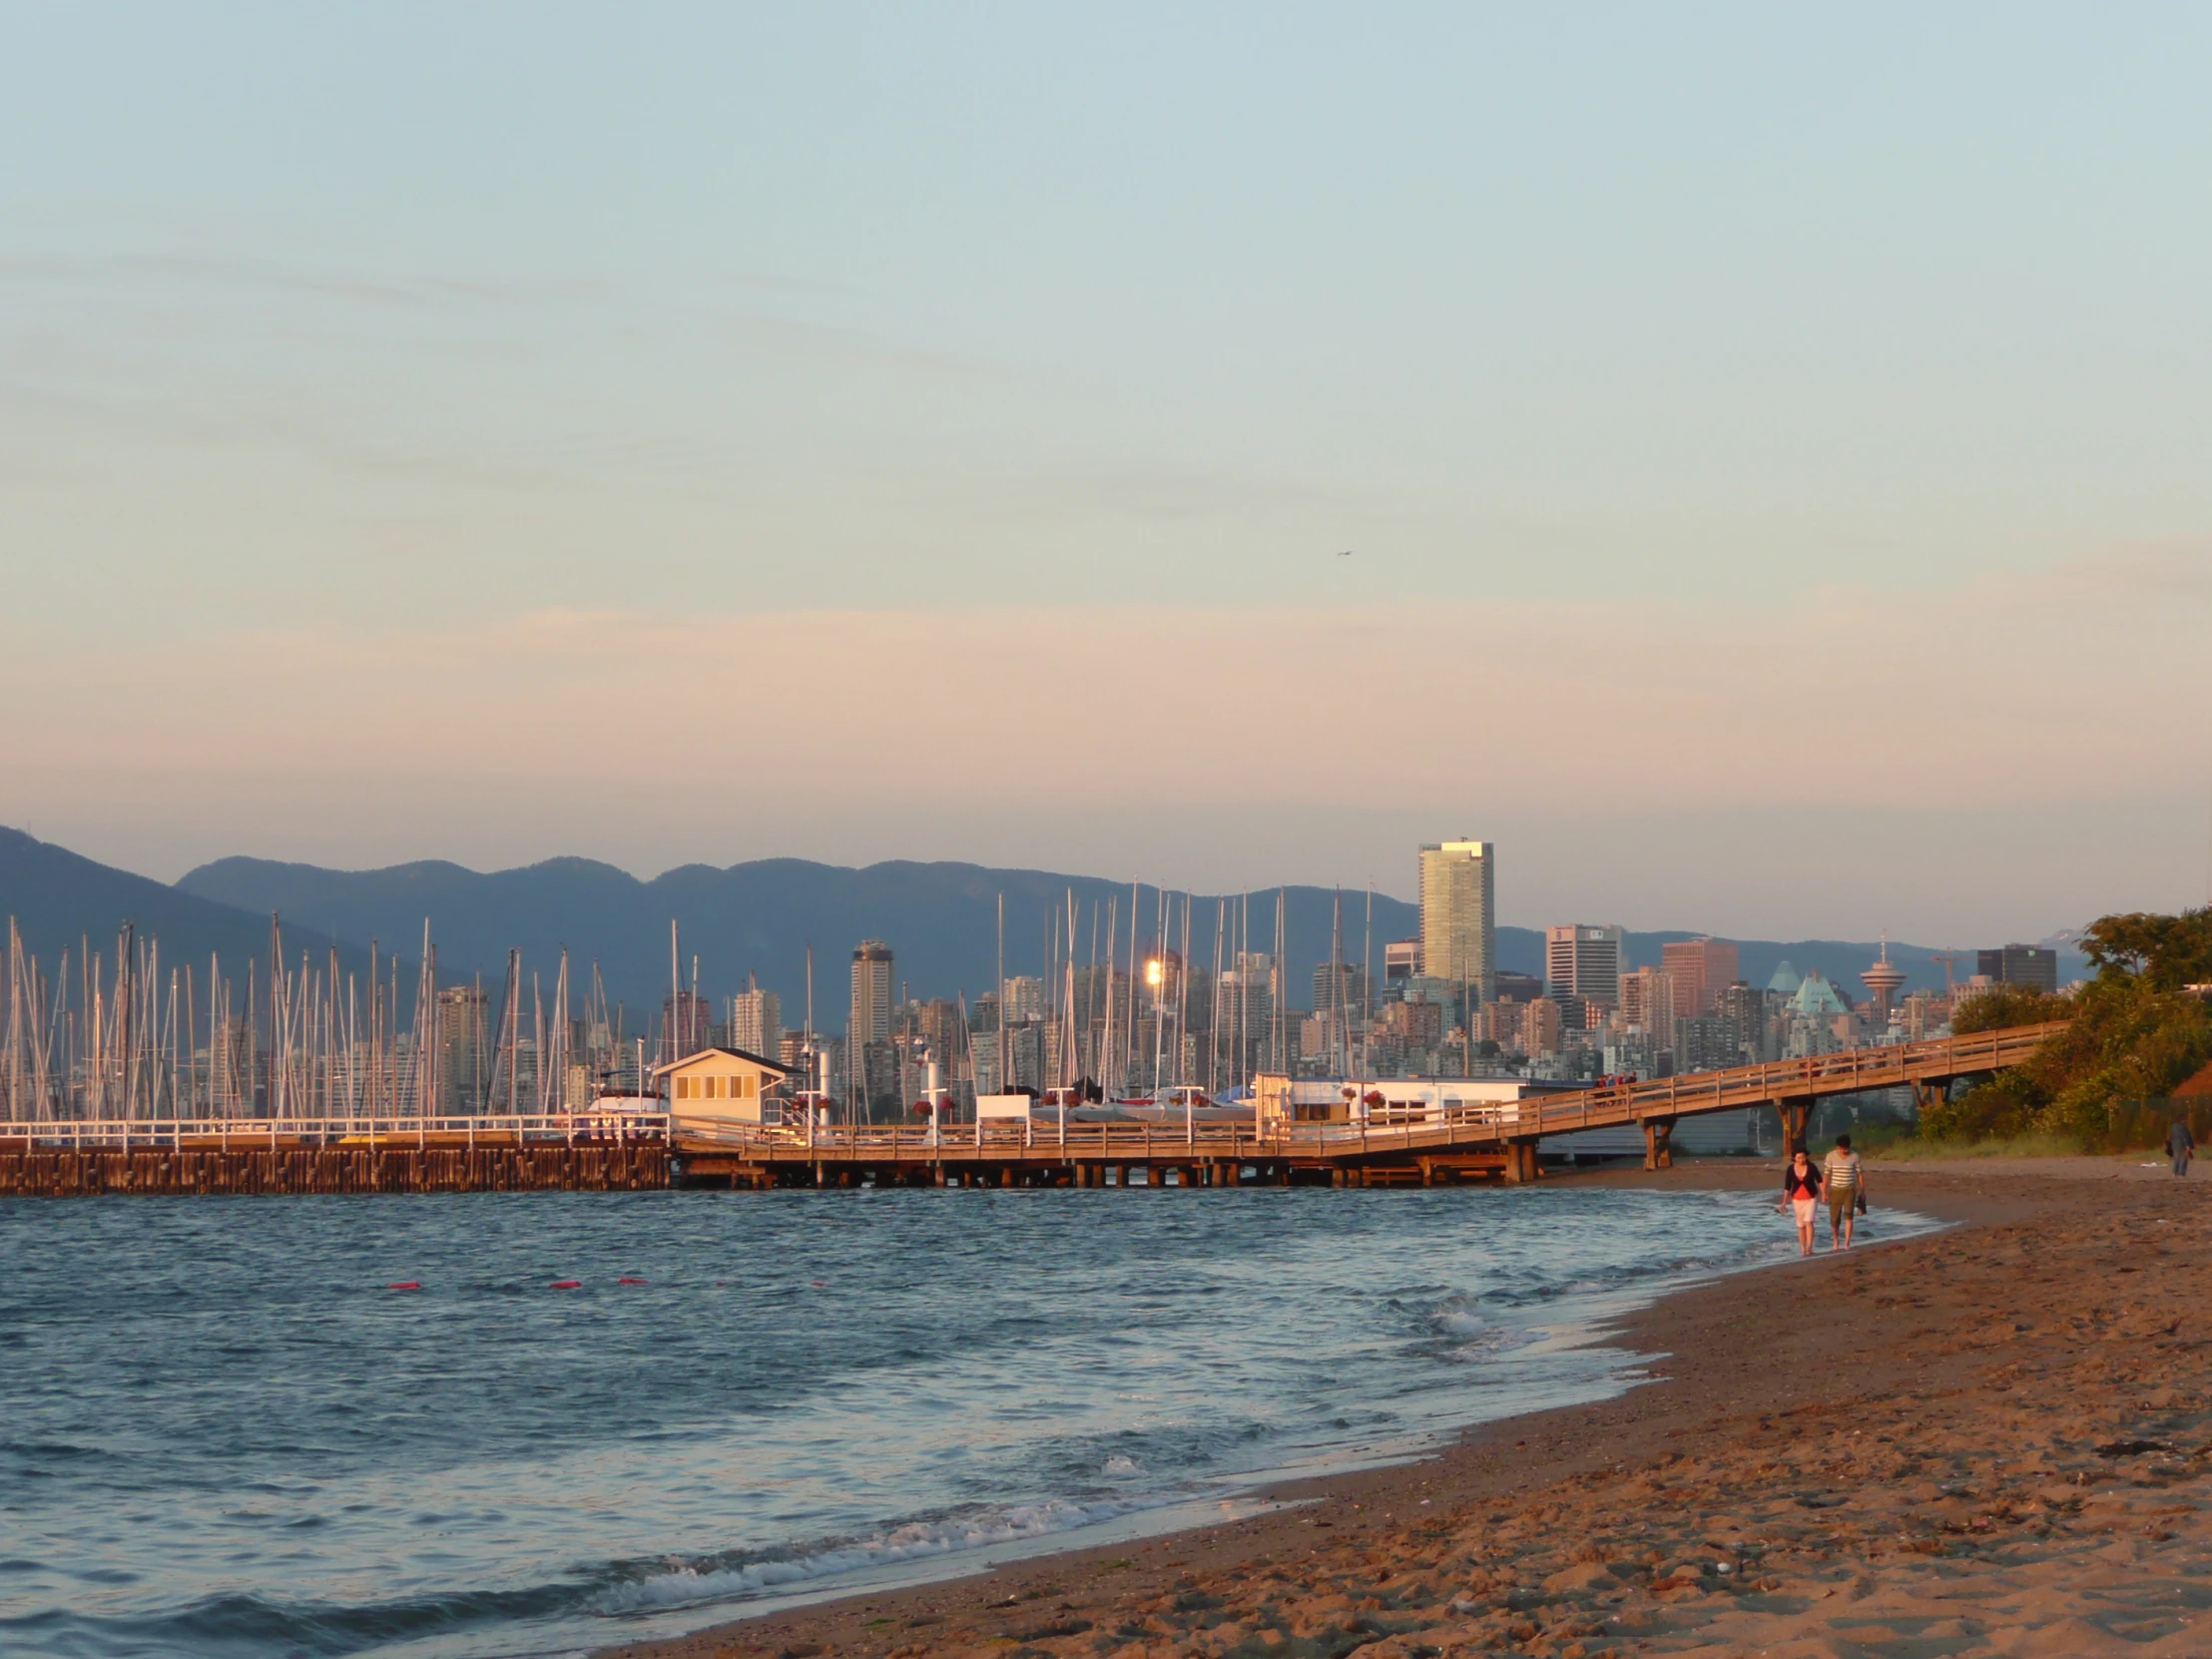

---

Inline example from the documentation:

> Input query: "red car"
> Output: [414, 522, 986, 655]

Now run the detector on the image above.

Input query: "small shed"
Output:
[656, 1046, 793, 1125]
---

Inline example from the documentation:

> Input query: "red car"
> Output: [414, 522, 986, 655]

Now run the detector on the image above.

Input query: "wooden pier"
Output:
[671, 1023, 2060, 1189]
[0, 1117, 669, 1197]
[0, 1026, 2059, 1197]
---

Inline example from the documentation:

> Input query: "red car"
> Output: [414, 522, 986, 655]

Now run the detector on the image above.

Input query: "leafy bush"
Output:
[1926, 907, 2212, 1147]
[1950, 982, 2066, 1034]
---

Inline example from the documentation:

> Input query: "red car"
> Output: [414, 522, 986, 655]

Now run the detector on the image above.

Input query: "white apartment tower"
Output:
[730, 974, 782, 1058]
[1546, 923, 1626, 1008]
[849, 940, 893, 1044]
[1418, 840, 1495, 1007]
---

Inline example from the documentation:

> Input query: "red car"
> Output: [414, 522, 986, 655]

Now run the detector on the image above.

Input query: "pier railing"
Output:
[670, 1023, 2064, 1164]
[0, 1024, 2061, 1167]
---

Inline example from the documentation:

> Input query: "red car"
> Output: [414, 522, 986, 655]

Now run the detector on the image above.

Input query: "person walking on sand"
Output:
[2168, 1116, 2194, 1178]
[1779, 1148, 1823, 1257]
[1823, 1134, 1865, 1250]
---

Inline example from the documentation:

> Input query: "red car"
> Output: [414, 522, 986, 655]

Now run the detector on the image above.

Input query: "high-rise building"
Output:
[1659, 938, 1739, 1017]
[1002, 975, 1046, 1025]
[1220, 953, 1276, 1061]
[1545, 924, 1624, 1008]
[1494, 969, 1545, 1003]
[663, 990, 712, 1059]
[1312, 960, 1370, 1026]
[850, 941, 894, 1043]
[1977, 944, 2057, 995]
[1713, 980, 1773, 1063]
[435, 985, 489, 1115]
[1676, 1017, 1738, 1073]
[1383, 939, 1420, 983]
[1620, 965, 1677, 1033]
[730, 976, 782, 1058]
[1418, 840, 1495, 1007]
[1520, 996, 1563, 1058]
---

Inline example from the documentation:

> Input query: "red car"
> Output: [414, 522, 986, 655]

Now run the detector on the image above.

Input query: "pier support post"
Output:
[1502, 1140, 1539, 1184]
[1642, 1116, 1676, 1172]
[1775, 1098, 1813, 1158]
[1913, 1079, 1948, 1125]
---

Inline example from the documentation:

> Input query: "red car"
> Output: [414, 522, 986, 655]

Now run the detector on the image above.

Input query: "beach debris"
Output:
[2094, 1437, 2170, 1456]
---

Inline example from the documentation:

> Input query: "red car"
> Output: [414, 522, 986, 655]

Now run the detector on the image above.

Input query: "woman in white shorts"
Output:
[1779, 1148, 1823, 1258]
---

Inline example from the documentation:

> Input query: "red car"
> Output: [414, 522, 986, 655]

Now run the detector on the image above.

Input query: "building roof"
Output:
[2174, 1058, 2212, 1099]
[1790, 971, 1850, 1018]
[650, 1045, 791, 1080]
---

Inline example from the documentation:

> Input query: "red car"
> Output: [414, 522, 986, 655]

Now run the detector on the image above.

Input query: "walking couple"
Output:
[1780, 1135, 1865, 1256]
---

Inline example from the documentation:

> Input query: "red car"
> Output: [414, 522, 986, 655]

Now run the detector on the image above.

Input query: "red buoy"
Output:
[550, 1279, 582, 1290]
[386, 1282, 420, 1291]
[618, 1276, 647, 1285]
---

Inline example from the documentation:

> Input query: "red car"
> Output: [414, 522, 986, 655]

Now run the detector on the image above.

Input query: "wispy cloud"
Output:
[4, 573, 2202, 805]
[0, 251, 571, 310]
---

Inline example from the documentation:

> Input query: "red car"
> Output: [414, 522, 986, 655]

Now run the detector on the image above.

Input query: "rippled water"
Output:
[0, 1185, 1934, 1658]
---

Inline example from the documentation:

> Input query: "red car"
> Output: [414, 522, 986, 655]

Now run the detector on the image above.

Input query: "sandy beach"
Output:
[605, 1156, 2212, 1659]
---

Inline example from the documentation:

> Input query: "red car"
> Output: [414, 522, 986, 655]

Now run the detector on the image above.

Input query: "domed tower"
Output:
[1862, 935, 1907, 1023]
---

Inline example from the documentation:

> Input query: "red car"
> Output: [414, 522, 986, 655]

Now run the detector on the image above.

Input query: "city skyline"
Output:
[3, 8, 2209, 940]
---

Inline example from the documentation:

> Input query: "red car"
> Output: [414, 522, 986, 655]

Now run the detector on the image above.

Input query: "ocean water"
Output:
[0, 1185, 1934, 1658]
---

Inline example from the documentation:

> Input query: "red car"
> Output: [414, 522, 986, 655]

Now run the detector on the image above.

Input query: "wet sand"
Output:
[607, 1156, 2211, 1659]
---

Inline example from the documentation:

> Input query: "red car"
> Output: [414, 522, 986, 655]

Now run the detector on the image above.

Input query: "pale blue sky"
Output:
[2, 4, 2208, 937]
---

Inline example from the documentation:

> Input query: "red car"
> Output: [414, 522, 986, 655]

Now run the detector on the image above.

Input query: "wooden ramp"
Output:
[671, 1024, 2061, 1189]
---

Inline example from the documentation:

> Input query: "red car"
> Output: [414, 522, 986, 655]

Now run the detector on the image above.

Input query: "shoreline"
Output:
[603, 1155, 2200, 1659]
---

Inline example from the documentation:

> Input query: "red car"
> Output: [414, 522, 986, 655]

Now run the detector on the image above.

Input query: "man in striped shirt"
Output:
[1824, 1134, 1865, 1251]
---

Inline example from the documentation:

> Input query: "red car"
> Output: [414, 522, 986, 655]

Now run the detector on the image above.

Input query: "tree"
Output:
[1951, 983, 2064, 1034]
[2080, 908, 2212, 991]
[1927, 907, 2212, 1145]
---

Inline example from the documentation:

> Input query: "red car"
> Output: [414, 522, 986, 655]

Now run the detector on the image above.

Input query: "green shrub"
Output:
[1911, 906, 2212, 1151]
[1950, 983, 2066, 1034]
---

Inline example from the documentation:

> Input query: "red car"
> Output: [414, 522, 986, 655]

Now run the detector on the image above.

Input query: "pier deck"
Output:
[675, 1023, 2059, 1188]
[0, 1026, 2058, 1196]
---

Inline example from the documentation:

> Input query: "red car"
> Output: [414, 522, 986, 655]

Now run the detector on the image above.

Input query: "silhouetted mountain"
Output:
[174, 850, 2084, 1033]
[0, 827, 391, 993]
[179, 855, 1410, 1029]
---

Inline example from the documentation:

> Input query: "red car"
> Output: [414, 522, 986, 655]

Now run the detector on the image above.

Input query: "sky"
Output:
[2, 3, 2208, 943]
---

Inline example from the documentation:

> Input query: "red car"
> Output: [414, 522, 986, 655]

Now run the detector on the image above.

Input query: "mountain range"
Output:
[0, 826, 2087, 1034]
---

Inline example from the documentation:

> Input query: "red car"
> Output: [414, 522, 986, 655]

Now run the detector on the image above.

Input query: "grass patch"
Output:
[1864, 1130, 2089, 1161]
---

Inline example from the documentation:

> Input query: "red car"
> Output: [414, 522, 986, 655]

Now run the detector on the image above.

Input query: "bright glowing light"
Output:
[1145, 959, 1163, 987]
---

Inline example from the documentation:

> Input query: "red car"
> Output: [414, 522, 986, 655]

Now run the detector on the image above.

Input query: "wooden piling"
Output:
[0, 1142, 669, 1197]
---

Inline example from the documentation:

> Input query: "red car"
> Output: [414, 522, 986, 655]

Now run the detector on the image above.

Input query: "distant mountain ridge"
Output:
[173, 849, 2086, 1034]
[0, 829, 2086, 1039]
[0, 827, 390, 993]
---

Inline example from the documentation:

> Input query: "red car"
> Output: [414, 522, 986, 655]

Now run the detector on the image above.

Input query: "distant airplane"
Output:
[1338, 549, 1354, 557]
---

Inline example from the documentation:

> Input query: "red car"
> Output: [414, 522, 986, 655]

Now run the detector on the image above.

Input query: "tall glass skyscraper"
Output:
[1418, 840, 1495, 1007]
